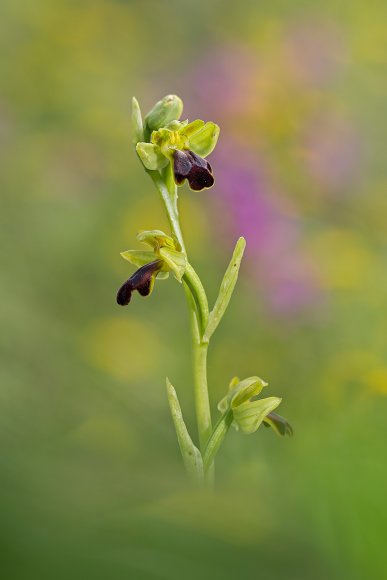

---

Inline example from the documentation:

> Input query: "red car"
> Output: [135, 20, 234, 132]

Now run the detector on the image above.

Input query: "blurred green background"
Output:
[1, 0, 386, 578]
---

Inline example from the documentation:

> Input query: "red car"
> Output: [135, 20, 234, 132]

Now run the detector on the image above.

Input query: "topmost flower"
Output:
[135, 95, 220, 191]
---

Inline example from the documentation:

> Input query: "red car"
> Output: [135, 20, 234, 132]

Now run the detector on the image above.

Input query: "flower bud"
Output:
[145, 95, 183, 133]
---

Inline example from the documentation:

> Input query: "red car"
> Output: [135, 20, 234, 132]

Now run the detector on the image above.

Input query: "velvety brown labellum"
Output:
[116, 260, 163, 306]
[173, 149, 214, 191]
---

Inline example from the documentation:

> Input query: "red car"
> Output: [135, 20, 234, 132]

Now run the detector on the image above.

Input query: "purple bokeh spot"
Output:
[211, 141, 321, 317]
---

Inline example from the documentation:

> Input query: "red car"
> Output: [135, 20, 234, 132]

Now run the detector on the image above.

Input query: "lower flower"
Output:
[116, 230, 187, 307]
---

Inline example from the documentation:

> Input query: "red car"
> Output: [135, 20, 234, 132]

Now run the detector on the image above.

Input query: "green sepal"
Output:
[188, 121, 220, 158]
[166, 378, 203, 482]
[233, 397, 282, 434]
[218, 376, 268, 414]
[120, 250, 155, 267]
[179, 119, 205, 138]
[135, 142, 168, 171]
[263, 412, 293, 437]
[131, 96, 144, 144]
[203, 237, 246, 342]
[136, 230, 176, 250]
[159, 247, 187, 282]
[145, 95, 183, 133]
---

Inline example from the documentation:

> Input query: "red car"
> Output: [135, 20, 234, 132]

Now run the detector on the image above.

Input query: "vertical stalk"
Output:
[149, 167, 213, 483]
[148, 170, 186, 253]
[190, 309, 211, 450]
[186, 285, 214, 486]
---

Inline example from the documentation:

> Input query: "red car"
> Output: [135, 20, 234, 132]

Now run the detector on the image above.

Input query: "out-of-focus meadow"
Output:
[1, 0, 386, 578]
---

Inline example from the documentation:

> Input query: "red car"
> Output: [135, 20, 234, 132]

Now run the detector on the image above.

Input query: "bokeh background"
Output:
[1, 0, 386, 578]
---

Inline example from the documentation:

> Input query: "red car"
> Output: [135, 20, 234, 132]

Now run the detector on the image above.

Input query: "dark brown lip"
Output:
[173, 149, 214, 191]
[116, 259, 163, 306]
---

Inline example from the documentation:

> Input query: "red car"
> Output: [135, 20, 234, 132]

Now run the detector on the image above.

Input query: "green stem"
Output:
[189, 301, 214, 486]
[183, 262, 209, 336]
[148, 167, 213, 482]
[148, 170, 185, 253]
[190, 314, 211, 450]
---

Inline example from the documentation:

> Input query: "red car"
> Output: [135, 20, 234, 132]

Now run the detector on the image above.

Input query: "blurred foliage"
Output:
[1, 0, 386, 578]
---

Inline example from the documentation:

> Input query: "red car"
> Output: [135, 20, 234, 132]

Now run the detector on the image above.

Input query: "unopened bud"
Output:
[145, 95, 183, 133]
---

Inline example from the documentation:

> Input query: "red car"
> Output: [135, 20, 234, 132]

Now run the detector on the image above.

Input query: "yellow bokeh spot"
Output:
[120, 196, 170, 241]
[309, 228, 373, 289]
[364, 367, 387, 395]
[82, 316, 163, 382]
[321, 350, 387, 403]
[116, 191, 210, 260]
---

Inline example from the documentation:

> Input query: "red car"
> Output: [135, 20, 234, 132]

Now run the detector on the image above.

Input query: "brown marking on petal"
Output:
[173, 149, 214, 191]
[173, 149, 193, 185]
[137, 278, 152, 296]
[116, 260, 163, 306]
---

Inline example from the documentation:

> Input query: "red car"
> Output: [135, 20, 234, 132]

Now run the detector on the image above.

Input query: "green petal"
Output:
[151, 127, 172, 146]
[151, 127, 186, 158]
[233, 397, 282, 435]
[120, 250, 155, 267]
[137, 230, 175, 250]
[159, 247, 187, 282]
[231, 377, 268, 407]
[179, 119, 205, 138]
[229, 376, 240, 390]
[188, 121, 220, 157]
[135, 142, 168, 171]
[156, 271, 170, 280]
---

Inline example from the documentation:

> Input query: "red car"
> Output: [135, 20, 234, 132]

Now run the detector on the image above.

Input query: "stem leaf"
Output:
[166, 378, 204, 481]
[203, 237, 246, 342]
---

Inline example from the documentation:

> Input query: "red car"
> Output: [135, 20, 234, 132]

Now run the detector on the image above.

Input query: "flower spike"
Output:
[121, 95, 292, 484]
